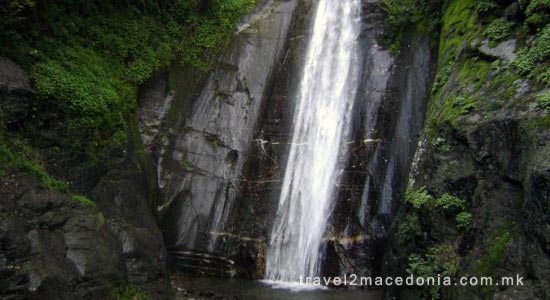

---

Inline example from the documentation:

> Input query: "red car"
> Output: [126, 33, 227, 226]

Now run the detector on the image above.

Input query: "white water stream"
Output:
[265, 0, 361, 282]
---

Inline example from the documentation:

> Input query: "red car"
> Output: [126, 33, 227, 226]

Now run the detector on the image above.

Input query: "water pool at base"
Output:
[173, 276, 383, 300]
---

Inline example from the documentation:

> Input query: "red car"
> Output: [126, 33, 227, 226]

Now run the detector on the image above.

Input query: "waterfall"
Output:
[265, 0, 361, 282]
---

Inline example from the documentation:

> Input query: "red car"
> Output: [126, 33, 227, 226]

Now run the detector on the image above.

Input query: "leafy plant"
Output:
[407, 245, 459, 300]
[513, 25, 550, 74]
[431, 61, 454, 94]
[110, 285, 149, 300]
[0, 0, 257, 159]
[484, 18, 513, 41]
[476, 0, 498, 15]
[535, 92, 550, 110]
[180, 159, 194, 172]
[525, 0, 550, 17]
[405, 186, 435, 209]
[437, 193, 465, 210]
[398, 214, 423, 244]
[455, 211, 473, 230]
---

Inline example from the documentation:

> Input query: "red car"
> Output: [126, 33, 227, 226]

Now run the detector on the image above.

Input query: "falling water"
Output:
[265, 0, 361, 282]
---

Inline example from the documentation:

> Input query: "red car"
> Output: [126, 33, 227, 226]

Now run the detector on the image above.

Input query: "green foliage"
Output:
[398, 214, 423, 244]
[476, 0, 498, 15]
[405, 186, 435, 209]
[0, 0, 36, 26]
[484, 18, 513, 41]
[0, 0, 256, 159]
[455, 212, 473, 230]
[31, 47, 132, 154]
[380, 0, 442, 54]
[513, 25, 550, 75]
[405, 187, 470, 230]
[436, 193, 465, 210]
[525, 0, 550, 17]
[0, 137, 68, 193]
[438, 0, 478, 64]
[435, 96, 478, 127]
[72, 195, 95, 207]
[180, 159, 194, 172]
[407, 254, 441, 300]
[110, 285, 149, 300]
[477, 225, 513, 276]
[96, 212, 106, 230]
[180, 0, 256, 68]
[535, 92, 550, 110]
[431, 61, 454, 94]
[537, 70, 550, 85]
[407, 245, 458, 300]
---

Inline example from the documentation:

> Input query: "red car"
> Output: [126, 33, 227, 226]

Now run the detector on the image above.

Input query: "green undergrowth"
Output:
[438, 0, 478, 64]
[109, 284, 149, 300]
[0, 134, 68, 193]
[379, 0, 443, 54]
[513, 25, 550, 85]
[0, 0, 256, 160]
[407, 244, 459, 300]
[0, 133, 95, 207]
[399, 186, 471, 299]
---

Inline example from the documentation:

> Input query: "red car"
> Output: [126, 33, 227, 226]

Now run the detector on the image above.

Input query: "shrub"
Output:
[1, 0, 257, 159]
[407, 245, 459, 299]
[535, 92, 550, 110]
[513, 25, 550, 74]
[476, 0, 498, 15]
[398, 214, 423, 244]
[455, 211, 473, 230]
[437, 193, 465, 210]
[484, 18, 513, 41]
[110, 285, 149, 300]
[405, 186, 435, 209]
[525, 0, 550, 17]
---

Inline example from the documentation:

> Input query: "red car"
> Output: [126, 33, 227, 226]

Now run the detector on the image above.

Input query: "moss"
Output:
[439, 0, 479, 64]
[431, 61, 455, 95]
[96, 212, 106, 230]
[180, 159, 194, 172]
[72, 195, 96, 207]
[0, 137, 68, 193]
[477, 224, 514, 274]
[456, 60, 491, 90]
[438, 96, 478, 127]
[526, 115, 550, 130]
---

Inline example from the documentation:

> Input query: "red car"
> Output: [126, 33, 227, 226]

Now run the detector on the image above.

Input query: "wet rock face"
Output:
[0, 169, 168, 299]
[323, 1, 434, 278]
[0, 58, 34, 131]
[212, 0, 432, 278]
[139, 0, 300, 253]
[1, 58, 168, 297]
[138, 0, 432, 279]
[0, 174, 121, 299]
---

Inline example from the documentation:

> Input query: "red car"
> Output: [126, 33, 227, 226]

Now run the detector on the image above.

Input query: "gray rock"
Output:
[478, 39, 517, 63]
